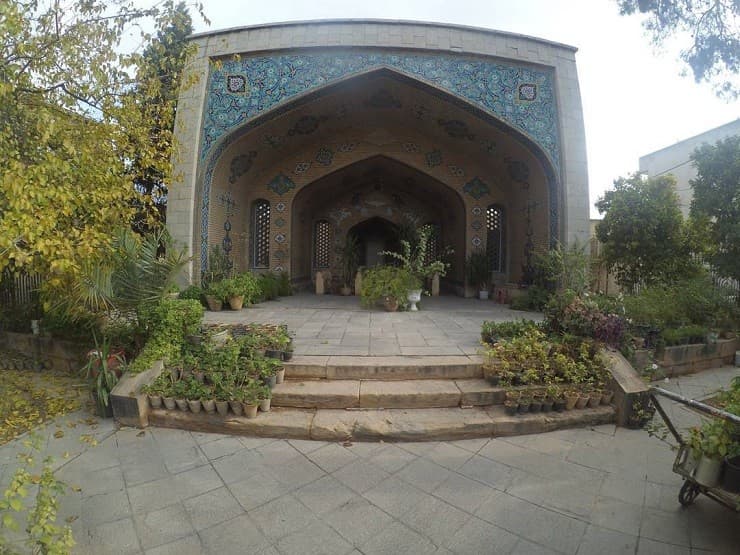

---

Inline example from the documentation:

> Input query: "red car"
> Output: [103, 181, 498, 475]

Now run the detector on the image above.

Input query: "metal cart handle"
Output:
[649, 386, 740, 445]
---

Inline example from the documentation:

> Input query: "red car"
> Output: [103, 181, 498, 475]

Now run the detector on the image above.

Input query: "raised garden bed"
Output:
[634, 338, 738, 379]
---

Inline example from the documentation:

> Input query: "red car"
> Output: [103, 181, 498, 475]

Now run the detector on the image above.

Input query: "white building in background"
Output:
[638, 119, 740, 216]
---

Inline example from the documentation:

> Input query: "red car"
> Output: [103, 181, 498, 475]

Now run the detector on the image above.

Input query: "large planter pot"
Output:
[340, 286, 352, 296]
[259, 398, 271, 412]
[204, 295, 223, 312]
[721, 455, 740, 493]
[407, 289, 422, 312]
[575, 395, 589, 410]
[694, 455, 723, 487]
[587, 392, 602, 408]
[564, 393, 579, 411]
[383, 296, 399, 312]
[228, 295, 244, 310]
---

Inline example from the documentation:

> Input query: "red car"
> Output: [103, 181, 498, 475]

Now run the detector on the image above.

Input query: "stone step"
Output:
[147, 405, 616, 442]
[284, 355, 483, 380]
[272, 379, 530, 409]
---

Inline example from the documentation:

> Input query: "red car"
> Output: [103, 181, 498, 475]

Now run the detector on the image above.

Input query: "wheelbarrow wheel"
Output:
[678, 480, 700, 506]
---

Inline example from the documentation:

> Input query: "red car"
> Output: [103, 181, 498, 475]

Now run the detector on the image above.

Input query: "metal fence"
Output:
[0, 270, 42, 311]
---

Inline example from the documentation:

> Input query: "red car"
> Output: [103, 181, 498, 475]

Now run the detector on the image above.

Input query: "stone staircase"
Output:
[261, 355, 615, 441]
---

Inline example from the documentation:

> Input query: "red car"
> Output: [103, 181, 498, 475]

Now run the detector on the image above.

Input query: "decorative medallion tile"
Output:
[338, 142, 356, 153]
[471, 220, 482, 231]
[275, 202, 286, 212]
[315, 147, 333, 166]
[274, 266, 284, 272]
[438, 119, 475, 140]
[448, 165, 465, 178]
[229, 151, 257, 183]
[294, 161, 311, 174]
[472, 236, 482, 247]
[480, 139, 497, 155]
[403, 142, 420, 153]
[218, 191, 236, 216]
[274, 233, 286, 244]
[274, 250, 287, 260]
[225, 74, 247, 94]
[472, 206, 483, 216]
[426, 149, 442, 168]
[267, 174, 295, 196]
[518, 83, 537, 101]
[274, 217, 286, 228]
[463, 177, 490, 200]
[507, 159, 530, 184]
[288, 115, 328, 136]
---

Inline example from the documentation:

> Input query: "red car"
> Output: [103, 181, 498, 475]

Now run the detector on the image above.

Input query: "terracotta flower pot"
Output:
[588, 393, 601, 408]
[205, 295, 223, 311]
[215, 400, 229, 416]
[228, 295, 244, 310]
[163, 397, 176, 410]
[187, 400, 202, 413]
[575, 395, 589, 410]
[383, 296, 399, 312]
[564, 393, 579, 410]
[148, 394, 163, 409]
[175, 398, 188, 411]
[202, 399, 216, 414]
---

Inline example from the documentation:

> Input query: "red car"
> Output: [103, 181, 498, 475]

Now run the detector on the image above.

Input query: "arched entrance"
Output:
[290, 155, 466, 292]
[349, 217, 399, 268]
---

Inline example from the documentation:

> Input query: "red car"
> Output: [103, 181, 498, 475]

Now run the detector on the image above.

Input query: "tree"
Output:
[595, 173, 696, 290]
[690, 135, 740, 284]
[617, 0, 740, 99]
[130, 1, 194, 227]
[0, 0, 203, 288]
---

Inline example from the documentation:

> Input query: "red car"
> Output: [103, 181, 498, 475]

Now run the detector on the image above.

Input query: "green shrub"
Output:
[624, 276, 739, 329]
[178, 285, 204, 305]
[510, 285, 551, 311]
[277, 272, 292, 297]
[257, 273, 280, 301]
[234, 273, 262, 304]
[360, 266, 417, 309]
[660, 325, 709, 346]
[481, 320, 540, 344]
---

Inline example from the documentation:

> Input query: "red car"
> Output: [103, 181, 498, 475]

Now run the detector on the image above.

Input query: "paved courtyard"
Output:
[1, 366, 738, 554]
[204, 293, 539, 356]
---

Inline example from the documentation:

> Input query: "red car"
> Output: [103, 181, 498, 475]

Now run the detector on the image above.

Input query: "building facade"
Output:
[639, 119, 740, 216]
[168, 20, 590, 294]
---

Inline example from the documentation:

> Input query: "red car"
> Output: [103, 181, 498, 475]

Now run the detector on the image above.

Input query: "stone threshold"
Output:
[146, 405, 615, 442]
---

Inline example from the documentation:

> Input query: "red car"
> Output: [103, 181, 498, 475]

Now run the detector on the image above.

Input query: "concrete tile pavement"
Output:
[0, 366, 738, 554]
[204, 293, 540, 356]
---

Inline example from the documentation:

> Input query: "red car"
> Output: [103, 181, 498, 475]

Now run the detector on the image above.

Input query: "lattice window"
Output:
[252, 199, 270, 268]
[314, 220, 331, 269]
[423, 223, 440, 265]
[486, 205, 505, 272]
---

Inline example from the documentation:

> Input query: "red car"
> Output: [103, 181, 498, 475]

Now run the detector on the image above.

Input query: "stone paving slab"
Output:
[359, 379, 462, 408]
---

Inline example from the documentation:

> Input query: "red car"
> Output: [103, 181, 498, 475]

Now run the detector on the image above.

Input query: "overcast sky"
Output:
[188, 0, 738, 218]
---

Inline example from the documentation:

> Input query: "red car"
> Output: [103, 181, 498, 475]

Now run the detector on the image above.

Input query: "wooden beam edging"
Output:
[110, 360, 164, 428]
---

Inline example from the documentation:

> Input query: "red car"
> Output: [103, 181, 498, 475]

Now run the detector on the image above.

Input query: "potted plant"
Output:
[81, 336, 121, 418]
[564, 388, 579, 411]
[201, 384, 216, 414]
[504, 399, 518, 416]
[465, 250, 491, 300]
[360, 265, 417, 312]
[185, 379, 204, 413]
[221, 277, 244, 310]
[688, 421, 737, 487]
[380, 225, 450, 311]
[172, 380, 189, 411]
[204, 281, 227, 311]
[339, 235, 360, 296]
[242, 382, 260, 419]
[257, 384, 272, 412]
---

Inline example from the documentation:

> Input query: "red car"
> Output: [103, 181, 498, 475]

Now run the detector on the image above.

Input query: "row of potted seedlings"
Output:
[141, 326, 290, 419]
[503, 385, 614, 416]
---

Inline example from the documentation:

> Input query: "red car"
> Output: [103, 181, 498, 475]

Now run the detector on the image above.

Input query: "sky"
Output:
[186, 0, 738, 218]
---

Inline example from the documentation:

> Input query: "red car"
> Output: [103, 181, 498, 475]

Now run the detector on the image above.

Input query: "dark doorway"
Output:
[349, 217, 399, 268]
